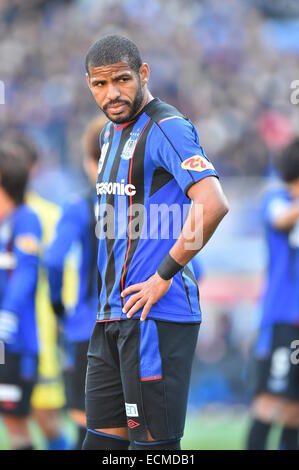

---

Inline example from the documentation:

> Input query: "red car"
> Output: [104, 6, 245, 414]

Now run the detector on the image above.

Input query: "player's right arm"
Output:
[44, 200, 85, 316]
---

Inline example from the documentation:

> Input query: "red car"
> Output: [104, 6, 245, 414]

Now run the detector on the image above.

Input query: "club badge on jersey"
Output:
[121, 128, 141, 160]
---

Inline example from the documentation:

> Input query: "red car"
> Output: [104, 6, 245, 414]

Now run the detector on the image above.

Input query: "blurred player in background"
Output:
[44, 116, 106, 450]
[0, 145, 41, 450]
[3, 135, 69, 450]
[247, 140, 299, 450]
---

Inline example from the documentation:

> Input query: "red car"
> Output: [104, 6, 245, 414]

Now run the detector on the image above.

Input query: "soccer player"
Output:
[44, 116, 107, 450]
[2, 134, 69, 450]
[0, 145, 42, 450]
[247, 140, 299, 451]
[82, 35, 229, 451]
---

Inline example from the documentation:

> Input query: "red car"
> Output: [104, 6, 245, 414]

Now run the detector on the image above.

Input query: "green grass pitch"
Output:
[0, 409, 281, 450]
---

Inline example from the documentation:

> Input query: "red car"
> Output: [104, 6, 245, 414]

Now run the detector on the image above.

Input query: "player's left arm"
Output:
[122, 177, 228, 320]
[122, 118, 228, 320]
[169, 176, 229, 265]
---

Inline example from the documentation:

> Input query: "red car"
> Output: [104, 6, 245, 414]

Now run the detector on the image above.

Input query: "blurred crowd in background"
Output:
[1, 0, 298, 176]
[1, 0, 299, 411]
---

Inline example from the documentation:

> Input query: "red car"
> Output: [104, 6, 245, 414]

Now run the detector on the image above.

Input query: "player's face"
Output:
[86, 62, 149, 124]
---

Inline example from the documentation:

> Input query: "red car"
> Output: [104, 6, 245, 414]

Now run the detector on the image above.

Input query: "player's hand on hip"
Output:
[121, 272, 172, 321]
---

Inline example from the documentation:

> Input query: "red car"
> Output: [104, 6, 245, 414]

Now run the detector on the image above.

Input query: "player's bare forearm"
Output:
[169, 177, 229, 266]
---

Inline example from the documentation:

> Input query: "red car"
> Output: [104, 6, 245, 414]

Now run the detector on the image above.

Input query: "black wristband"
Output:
[157, 253, 183, 281]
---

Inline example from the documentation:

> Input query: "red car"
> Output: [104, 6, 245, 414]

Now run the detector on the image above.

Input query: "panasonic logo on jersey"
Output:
[96, 179, 136, 196]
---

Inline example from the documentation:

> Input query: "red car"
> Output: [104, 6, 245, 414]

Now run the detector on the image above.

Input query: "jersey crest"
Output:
[121, 128, 141, 160]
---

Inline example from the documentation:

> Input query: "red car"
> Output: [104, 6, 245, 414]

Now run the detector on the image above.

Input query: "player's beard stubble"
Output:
[102, 76, 144, 124]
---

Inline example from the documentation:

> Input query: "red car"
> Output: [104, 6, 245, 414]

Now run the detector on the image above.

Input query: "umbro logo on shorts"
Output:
[127, 419, 140, 429]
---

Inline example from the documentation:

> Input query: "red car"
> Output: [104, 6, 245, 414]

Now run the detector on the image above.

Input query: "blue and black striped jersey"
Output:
[96, 98, 218, 323]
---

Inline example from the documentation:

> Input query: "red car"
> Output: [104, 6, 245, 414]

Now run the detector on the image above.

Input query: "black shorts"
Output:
[64, 340, 89, 411]
[252, 323, 299, 400]
[0, 351, 38, 416]
[85, 319, 200, 443]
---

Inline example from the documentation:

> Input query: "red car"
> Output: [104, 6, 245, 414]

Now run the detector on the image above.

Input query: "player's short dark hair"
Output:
[83, 115, 107, 162]
[85, 35, 142, 75]
[0, 144, 29, 204]
[1, 133, 39, 170]
[276, 139, 299, 183]
[14, 135, 39, 168]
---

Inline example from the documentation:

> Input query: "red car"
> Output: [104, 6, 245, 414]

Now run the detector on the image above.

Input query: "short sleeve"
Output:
[151, 117, 219, 196]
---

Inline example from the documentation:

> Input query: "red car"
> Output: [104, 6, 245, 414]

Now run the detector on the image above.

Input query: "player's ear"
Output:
[139, 63, 150, 87]
[86, 73, 91, 89]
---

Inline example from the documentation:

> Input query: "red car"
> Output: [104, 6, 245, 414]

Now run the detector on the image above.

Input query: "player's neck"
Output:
[131, 90, 154, 121]
[141, 89, 154, 110]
